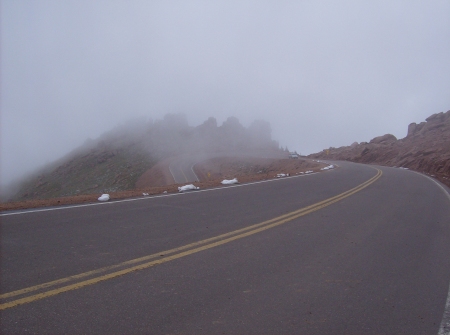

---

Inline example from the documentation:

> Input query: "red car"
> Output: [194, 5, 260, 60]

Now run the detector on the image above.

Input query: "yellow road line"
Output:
[0, 169, 382, 310]
[1, 169, 380, 300]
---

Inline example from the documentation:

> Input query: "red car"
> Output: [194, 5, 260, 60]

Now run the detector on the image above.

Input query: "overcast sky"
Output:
[1, 0, 449, 185]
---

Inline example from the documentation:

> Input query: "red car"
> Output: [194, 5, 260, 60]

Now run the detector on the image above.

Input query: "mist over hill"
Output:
[4, 114, 280, 201]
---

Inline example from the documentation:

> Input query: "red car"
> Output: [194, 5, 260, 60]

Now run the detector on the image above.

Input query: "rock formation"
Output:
[309, 110, 450, 187]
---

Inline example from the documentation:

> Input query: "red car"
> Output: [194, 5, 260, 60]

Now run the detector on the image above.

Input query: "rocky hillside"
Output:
[9, 114, 281, 201]
[10, 129, 157, 201]
[309, 110, 450, 187]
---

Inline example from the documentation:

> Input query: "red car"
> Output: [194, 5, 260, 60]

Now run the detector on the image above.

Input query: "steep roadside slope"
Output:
[13, 142, 156, 200]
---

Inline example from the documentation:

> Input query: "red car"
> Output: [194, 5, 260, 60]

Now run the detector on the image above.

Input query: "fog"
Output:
[2, 1, 449, 188]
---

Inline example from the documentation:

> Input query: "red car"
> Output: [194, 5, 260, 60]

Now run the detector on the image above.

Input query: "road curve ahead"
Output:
[168, 151, 288, 184]
[169, 155, 200, 183]
[1, 161, 450, 334]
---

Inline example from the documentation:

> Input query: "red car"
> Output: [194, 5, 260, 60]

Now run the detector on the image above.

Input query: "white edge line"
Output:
[406, 170, 450, 335]
[409, 172, 450, 335]
[168, 162, 177, 184]
[0, 168, 338, 217]
[190, 163, 199, 182]
[415, 173, 450, 202]
[440, 294, 450, 335]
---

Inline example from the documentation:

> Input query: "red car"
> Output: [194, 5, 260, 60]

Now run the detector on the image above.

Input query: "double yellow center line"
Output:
[0, 168, 382, 310]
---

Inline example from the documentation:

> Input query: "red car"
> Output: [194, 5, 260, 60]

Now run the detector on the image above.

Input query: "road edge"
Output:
[410, 171, 450, 335]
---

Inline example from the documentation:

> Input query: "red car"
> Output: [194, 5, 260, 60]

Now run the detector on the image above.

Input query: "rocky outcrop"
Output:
[369, 134, 397, 144]
[309, 110, 450, 187]
[407, 111, 450, 137]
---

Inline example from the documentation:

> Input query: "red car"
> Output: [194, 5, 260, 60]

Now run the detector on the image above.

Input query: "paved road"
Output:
[168, 151, 288, 184]
[169, 155, 200, 183]
[1, 162, 450, 334]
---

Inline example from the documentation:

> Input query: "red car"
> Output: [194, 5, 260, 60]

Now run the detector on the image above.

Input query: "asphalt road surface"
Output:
[169, 155, 200, 184]
[1, 161, 450, 334]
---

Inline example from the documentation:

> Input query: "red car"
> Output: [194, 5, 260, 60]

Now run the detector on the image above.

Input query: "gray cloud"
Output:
[2, 0, 449, 185]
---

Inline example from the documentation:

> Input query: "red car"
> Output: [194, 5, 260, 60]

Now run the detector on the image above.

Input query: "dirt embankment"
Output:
[194, 156, 323, 183]
[135, 157, 176, 188]
[0, 157, 327, 212]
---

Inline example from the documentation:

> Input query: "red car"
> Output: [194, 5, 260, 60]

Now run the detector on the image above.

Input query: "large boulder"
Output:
[369, 134, 397, 144]
[425, 111, 450, 123]
[407, 122, 424, 136]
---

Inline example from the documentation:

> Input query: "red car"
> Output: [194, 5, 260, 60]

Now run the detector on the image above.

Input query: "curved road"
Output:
[1, 162, 450, 334]
[168, 151, 288, 184]
[169, 155, 200, 183]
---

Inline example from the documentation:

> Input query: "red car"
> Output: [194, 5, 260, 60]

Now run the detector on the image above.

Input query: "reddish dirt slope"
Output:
[135, 157, 176, 188]
[194, 157, 324, 183]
